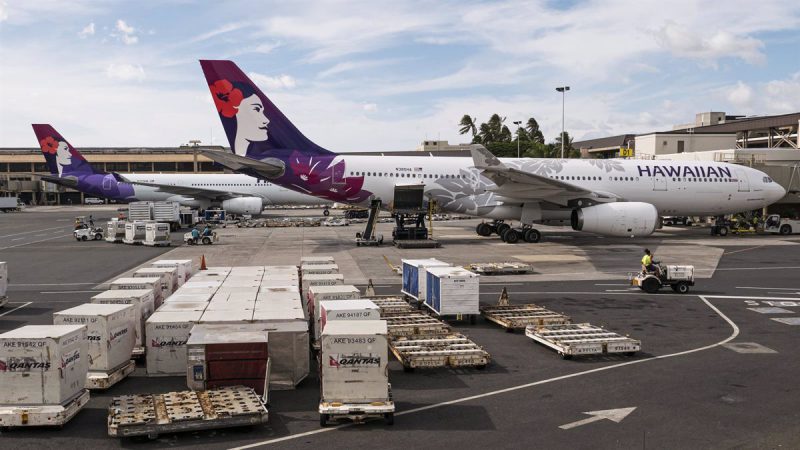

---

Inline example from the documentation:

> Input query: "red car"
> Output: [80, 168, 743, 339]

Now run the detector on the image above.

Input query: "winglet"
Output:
[470, 145, 505, 170]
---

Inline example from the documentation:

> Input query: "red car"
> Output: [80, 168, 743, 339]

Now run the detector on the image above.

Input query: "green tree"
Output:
[525, 118, 544, 144]
[458, 115, 477, 139]
[552, 131, 580, 158]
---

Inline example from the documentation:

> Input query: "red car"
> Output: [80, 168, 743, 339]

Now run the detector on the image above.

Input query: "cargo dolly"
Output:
[369, 297, 416, 314]
[107, 386, 268, 439]
[525, 323, 641, 359]
[390, 334, 490, 371]
[319, 385, 395, 427]
[467, 262, 533, 275]
[384, 313, 452, 338]
[0, 389, 90, 428]
[86, 360, 136, 390]
[481, 304, 571, 331]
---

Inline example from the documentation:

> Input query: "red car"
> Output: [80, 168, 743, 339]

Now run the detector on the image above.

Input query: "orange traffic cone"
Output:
[200, 254, 207, 271]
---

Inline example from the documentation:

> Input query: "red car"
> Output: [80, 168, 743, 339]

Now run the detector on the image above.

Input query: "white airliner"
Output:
[198, 60, 786, 242]
[32, 124, 326, 215]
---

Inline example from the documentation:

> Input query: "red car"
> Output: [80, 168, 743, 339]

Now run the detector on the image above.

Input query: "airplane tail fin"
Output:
[199, 60, 333, 158]
[31, 124, 100, 177]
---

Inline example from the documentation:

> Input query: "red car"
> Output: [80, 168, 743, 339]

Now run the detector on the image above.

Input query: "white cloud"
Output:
[0, 1, 8, 23]
[247, 72, 296, 90]
[656, 22, 765, 66]
[726, 81, 754, 108]
[106, 63, 145, 81]
[187, 21, 247, 44]
[78, 22, 94, 38]
[362, 103, 378, 112]
[115, 19, 138, 45]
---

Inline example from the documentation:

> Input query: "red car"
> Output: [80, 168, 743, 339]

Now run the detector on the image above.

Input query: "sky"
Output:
[1, 0, 799, 152]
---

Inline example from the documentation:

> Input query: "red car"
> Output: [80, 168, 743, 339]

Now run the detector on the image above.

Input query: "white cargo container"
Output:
[319, 320, 393, 426]
[301, 273, 344, 296]
[198, 308, 254, 324]
[157, 301, 209, 312]
[90, 289, 154, 349]
[301, 263, 339, 276]
[300, 256, 335, 266]
[110, 277, 163, 308]
[0, 325, 88, 404]
[182, 280, 223, 290]
[127, 202, 152, 221]
[143, 222, 171, 247]
[318, 299, 380, 338]
[401, 258, 450, 301]
[152, 201, 180, 230]
[308, 285, 360, 325]
[152, 259, 194, 285]
[163, 292, 214, 303]
[257, 286, 300, 304]
[105, 220, 126, 243]
[248, 308, 309, 390]
[145, 310, 203, 375]
[425, 266, 480, 316]
[134, 267, 178, 295]
[122, 221, 148, 245]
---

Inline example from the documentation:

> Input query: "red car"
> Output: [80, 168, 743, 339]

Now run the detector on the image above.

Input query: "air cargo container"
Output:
[157, 301, 209, 313]
[53, 304, 136, 389]
[401, 259, 450, 302]
[110, 277, 163, 308]
[425, 266, 480, 318]
[301, 263, 339, 276]
[186, 325, 269, 398]
[319, 320, 393, 426]
[300, 256, 335, 266]
[301, 273, 344, 297]
[90, 289, 154, 350]
[257, 286, 300, 304]
[152, 201, 181, 231]
[127, 202, 152, 221]
[318, 299, 380, 341]
[0, 325, 89, 405]
[163, 292, 214, 303]
[143, 222, 171, 247]
[145, 310, 203, 375]
[151, 259, 194, 284]
[249, 306, 309, 390]
[132, 270, 171, 300]
[199, 308, 254, 324]
[105, 220, 126, 243]
[0, 325, 90, 427]
[122, 221, 148, 245]
[134, 267, 178, 295]
[307, 285, 360, 329]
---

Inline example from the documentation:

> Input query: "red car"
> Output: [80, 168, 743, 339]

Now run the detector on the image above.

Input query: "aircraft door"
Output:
[331, 161, 345, 186]
[652, 176, 667, 191]
[102, 176, 113, 191]
[736, 168, 750, 192]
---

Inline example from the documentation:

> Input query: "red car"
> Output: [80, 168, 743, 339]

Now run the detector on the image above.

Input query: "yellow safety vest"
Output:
[641, 254, 651, 266]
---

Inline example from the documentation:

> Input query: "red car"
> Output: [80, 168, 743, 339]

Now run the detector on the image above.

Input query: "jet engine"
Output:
[222, 197, 264, 215]
[571, 202, 658, 237]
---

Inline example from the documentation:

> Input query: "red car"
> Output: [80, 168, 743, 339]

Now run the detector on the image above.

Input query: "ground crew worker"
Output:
[641, 249, 652, 273]
[191, 227, 200, 244]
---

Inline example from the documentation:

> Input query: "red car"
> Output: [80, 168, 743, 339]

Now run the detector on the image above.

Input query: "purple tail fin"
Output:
[199, 60, 333, 159]
[31, 124, 100, 177]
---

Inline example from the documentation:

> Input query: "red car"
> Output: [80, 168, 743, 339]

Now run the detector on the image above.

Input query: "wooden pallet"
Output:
[369, 297, 416, 314]
[390, 334, 490, 370]
[480, 304, 571, 330]
[525, 323, 641, 359]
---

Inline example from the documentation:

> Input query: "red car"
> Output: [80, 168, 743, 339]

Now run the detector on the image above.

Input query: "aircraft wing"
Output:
[198, 150, 285, 180]
[116, 175, 254, 201]
[470, 147, 617, 204]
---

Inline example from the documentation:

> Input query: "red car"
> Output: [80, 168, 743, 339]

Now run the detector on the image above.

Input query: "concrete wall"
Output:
[635, 134, 737, 157]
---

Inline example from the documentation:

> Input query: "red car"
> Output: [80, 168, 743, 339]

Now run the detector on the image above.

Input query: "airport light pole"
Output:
[513, 120, 522, 158]
[555, 86, 570, 159]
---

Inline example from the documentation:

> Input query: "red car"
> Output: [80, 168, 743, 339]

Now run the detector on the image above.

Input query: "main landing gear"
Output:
[475, 221, 541, 244]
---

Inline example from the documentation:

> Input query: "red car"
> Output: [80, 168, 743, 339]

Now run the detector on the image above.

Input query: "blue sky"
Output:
[1, 0, 798, 151]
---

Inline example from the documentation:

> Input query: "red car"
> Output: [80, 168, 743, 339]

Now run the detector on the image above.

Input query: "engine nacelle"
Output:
[222, 197, 264, 215]
[571, 202, 658, 237]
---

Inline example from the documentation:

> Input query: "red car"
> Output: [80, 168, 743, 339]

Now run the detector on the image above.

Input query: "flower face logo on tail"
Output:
[40, 136, 58, 155]
[209, 79, 244, 118]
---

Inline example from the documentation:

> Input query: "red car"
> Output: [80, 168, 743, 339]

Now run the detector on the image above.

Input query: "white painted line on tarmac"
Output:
[0, 302, 33, 317]
[40, 290, 102, 294]
[0, 226, 68, 239]
[736, 286, 800, 291]
[703, 295, 800, 301]
[595, 283, 629, 286]
[0, 234, 71, 250]
[230, 295, 739, 450]
[10, 282, 96, 287]
[10, 237, 25, 241]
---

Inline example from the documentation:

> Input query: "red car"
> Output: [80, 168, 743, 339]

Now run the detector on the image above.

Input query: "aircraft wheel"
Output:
[476, 223, 492, 237]
[502, 229, 519, 244]
[496, 223, 510, 236]
[523, 228, 541, 243]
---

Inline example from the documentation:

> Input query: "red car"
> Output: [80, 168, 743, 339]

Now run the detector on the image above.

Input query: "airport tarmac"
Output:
[2, 206, 800, 449]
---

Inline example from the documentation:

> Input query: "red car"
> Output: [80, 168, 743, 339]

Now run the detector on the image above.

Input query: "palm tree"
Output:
[487, 114, 506, 140]
[526, 117, 544, 144]
[499, 125, 512, 142]
[477, 123, 494, 144]
[458, 115, 477, 138]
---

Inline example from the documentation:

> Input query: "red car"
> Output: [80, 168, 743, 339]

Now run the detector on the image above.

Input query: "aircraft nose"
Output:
[772, 183, 787, 202]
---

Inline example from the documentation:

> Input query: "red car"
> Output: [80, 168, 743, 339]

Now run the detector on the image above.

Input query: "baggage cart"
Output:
[383, 312, 452, 338]
[105, 220, 126, 243]
[467, 262, 533, 275]
[143, 222, 171, 247]
[107, 386, 268, 439]
[525, 323, 641, 359]
[369, 297, 415, 314]
[86, 360, 136, 390]
[389, 334, 490, 371]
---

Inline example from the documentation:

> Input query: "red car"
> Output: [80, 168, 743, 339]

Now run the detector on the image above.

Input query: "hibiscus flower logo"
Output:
[40, 136, 59, 155]
[209, 79, 244, 118]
